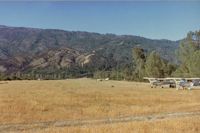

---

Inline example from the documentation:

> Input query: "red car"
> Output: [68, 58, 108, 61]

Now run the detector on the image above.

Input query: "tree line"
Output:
[0, 30, 199, 81]
[131, 30, 200, 81]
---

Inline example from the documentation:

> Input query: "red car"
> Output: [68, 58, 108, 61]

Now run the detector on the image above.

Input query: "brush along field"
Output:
[0, 78, 200, 133]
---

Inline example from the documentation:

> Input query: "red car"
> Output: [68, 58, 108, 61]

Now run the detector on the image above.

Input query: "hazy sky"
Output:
[0, 1, 200, 40]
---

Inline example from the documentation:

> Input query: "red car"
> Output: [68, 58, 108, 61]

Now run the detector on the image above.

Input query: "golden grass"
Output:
[1, 78, 200, 132]
[30, 116, 200, 133]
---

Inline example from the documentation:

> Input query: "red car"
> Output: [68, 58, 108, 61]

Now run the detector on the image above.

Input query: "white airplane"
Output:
[143, 77, 176, 88]
[144, 77, 200, 90]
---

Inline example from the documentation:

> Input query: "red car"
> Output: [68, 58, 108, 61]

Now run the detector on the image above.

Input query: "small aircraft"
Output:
[144, 77, 200, 90]
[143, 77, 176, 88]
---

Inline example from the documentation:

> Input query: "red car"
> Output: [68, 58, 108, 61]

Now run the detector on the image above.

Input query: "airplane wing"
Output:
[143, 77, 173, 88]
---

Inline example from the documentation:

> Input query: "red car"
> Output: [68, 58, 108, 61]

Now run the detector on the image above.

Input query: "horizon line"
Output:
[0, 24, 186, 41]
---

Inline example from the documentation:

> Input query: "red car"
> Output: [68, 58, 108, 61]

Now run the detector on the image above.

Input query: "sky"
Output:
[0, 1, 200, 40]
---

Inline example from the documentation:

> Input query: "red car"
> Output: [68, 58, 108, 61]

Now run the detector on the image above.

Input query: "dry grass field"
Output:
[0, 78, 200, 133]
[33, 116, 200, 133]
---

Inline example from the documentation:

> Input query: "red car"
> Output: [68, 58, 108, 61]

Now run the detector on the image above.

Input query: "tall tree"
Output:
[174, 30, 200, 77]
[188, 50, 200, 77]
[132, 47, 146, 80]
[145, 51, 165, 78]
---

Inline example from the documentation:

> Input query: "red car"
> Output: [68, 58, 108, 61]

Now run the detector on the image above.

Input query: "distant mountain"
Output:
[0, 25, 179, 74]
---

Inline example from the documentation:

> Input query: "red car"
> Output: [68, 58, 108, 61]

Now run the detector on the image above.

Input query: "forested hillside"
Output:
[0, 25, 181, 80]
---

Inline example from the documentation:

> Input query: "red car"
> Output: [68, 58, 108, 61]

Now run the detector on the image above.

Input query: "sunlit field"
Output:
[0, 78, 200, 133]
[33, 116, 200, 133]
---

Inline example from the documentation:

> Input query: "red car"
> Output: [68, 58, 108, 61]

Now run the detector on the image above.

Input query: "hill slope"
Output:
[0, 25, 179, 75]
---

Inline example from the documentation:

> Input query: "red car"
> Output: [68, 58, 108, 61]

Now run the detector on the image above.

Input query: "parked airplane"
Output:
[144, 77, 200, 90]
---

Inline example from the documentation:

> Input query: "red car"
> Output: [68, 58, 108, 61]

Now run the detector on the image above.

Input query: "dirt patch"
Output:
[1, 111, 200, 133]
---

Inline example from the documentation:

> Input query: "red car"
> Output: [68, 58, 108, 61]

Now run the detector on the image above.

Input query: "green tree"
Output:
[164, 63, 177, 77]
[0, 73, 3, 80]
[132, 47, 146, 80]
[145, 51, 165, 78]
[174, 30, 200, 77]
[188, 50, 200, 77]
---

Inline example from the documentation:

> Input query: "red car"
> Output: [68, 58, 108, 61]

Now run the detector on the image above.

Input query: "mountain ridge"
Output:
[0, 25, 182, 41]
[0, 25, 179, 75]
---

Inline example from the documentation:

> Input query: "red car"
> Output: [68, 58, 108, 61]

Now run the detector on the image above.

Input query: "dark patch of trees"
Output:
[0, 30, 199, 81]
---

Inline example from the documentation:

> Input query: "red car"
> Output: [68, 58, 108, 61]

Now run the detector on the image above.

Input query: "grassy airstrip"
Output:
[0, 78, 200, 133]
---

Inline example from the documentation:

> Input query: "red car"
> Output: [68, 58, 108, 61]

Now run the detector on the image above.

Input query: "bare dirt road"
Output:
[1, 111, 200, 133]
